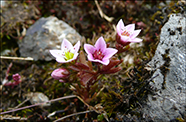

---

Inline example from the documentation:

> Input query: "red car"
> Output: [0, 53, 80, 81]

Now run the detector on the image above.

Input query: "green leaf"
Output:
[97, 114, 104, 121]
[6, 35, 11, 40]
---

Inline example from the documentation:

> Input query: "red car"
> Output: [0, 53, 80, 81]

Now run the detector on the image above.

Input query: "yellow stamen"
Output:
[121, 29, 130, 36]
[65, 51, 74, 60]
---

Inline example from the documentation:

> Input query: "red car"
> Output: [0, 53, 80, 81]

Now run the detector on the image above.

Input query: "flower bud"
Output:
[12, 73, 21, 82]
[51, 68, 69, 80]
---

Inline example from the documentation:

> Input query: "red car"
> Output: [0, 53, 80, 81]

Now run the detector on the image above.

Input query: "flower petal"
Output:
[50, 50, 64, 58]
[89, 58, 109, 65]
[116, 19, 125, 34]
[125, 24, 135, 33]
[101, 59, 110, 65]
[87, 54, 95, 61]
[61, 38, 73, 51]
[51, 68, 67, 80]
[71, 52, 79, 60]
[59, 79, 66, 82]
[130, 29, 141, 39]
[84, 44, 96, 55]
[56, 57, 66, 63]
[103, 48, 118, 60]
[120, 36, 130, 42]
[130, 37, 143, 43]
[94, 37, 106, 52]
[73, 41, 80, 53]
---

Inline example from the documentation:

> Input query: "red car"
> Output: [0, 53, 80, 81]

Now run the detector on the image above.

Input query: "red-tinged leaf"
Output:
[101, 58, 123, 72]
[87, 61, 93, 70]
[73, 83, 83, 95]
[116, 44, 130, 53]
[91, 92, 97, 99]
[79, 50, 89, 66]
[75, 62, 90, 70]
[79, 72, 94, 86]
[89, 83, 98, 95]
[84, 97, 93, 103]
[101, 67, 122, 74]
[68, 65, 81, 71]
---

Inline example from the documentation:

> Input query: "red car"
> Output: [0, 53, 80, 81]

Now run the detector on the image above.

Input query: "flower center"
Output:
[64, 51, 74, 61]
[93, 49, 104, 60]
[121, 29, 130, 37]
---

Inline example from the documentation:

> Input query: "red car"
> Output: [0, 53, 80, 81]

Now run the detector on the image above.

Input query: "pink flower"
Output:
[4, 73, 21, 88]
[116, 19, 142, 46]
[50, 39, 80, 63]
[84, 37, 118, 65]
[51, 68, 69, 80]
[12, 73, 21, 82]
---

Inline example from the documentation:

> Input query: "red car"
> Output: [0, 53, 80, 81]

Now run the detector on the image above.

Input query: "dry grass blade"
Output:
[0, 115, 27, 121]
[0, 95, 76, 115]
[0, 56, 34, 61]
[94, 0, 114, 22]
[54, 110, 93, 122]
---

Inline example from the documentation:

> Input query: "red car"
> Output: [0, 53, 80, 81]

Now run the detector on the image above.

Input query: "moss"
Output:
[160, 49, 170, 89]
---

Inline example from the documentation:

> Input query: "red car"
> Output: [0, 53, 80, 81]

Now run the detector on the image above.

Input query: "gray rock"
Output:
[143, 14, 186, 121]
[18, 16, 82, 61]
[24, 92, 50, 107]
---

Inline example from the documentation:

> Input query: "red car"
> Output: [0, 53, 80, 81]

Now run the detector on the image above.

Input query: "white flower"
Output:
[50, 39, 80, 63]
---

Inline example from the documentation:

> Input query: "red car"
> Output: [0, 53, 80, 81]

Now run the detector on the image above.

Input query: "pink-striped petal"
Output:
[91, 58, 109, 65]
[103, 48, 118, 60]
[87, 53, 95, 61]
[116, 19, 125, 34]
[101, 59, 110, 65]
[120, 36, 130, 42]
[73, 41, 80, 53]
[61, 38, 73, 50]
[130, 37, 143, 42]
[130, 29, 141, 39]
[84, 44, 96, 55]
[94, 37, 106, 52]
[125, 24, 135, 32]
